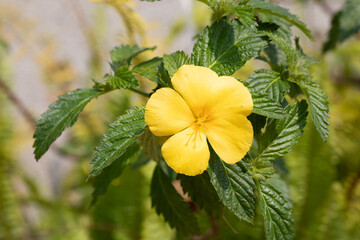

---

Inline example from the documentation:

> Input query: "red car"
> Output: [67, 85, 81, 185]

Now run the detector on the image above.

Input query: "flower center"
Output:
[194, 113, 209, 126]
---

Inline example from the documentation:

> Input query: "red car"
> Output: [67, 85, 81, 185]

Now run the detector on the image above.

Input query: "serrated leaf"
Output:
[225, 4, 258, 31]
[90, 144, 140, 205]
[163, 51, 189, 77]
[132, 57, 163, 83]
[255, 180, 294, 240]
[105, 65, 139, 89]
[207, 149, 256, 223]
[298, 80, 330, 142]
[89, 106, 146, 177]
[33, 88, 103, 160]
[323, 0, 360, 52]
[246, 69, 290, 103]
[178, 172, 222, 217]
[151, 166, 200, 235]
[191, 19, 267, 76]
[138, 127, 161, 162]
[110, 45, 155, 64]
[258, 12, 293, 41]
[247, 87, 288, 119]
[248, 0, 313, 40]
[254, 101, 308, 164]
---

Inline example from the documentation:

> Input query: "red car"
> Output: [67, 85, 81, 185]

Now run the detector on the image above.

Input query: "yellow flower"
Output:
[145, 65, 253, 176]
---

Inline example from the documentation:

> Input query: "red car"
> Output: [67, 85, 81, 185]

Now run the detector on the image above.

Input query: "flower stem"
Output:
[129, 87, 151, 98]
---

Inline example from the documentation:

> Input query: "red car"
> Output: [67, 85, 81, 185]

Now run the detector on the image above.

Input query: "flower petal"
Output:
[161, 125, 210, 176]
[171, 65, 219, 117]
[145, 88, 195, 136]
[205, 115, 253, 164]
[171, 65, 252, 118]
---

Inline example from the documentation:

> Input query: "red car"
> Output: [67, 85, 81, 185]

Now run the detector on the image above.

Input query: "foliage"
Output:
[3, 0, 353, 239]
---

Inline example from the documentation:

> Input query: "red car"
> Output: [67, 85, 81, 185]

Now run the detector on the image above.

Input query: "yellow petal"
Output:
[145, 88, 195, 136]
[171, 65, 219, 117]
[205, 115, 253, 164]
[171, 65, 253, 119]
[161, 125, 210, 176]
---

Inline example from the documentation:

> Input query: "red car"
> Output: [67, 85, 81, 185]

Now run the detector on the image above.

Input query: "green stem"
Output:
[129, 88, 151, 98]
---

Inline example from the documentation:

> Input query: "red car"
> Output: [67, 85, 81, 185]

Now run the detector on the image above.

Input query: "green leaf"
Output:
[246, 87, 288, 119]
[226, 5, 258, 31]
[246, 69, 290, 103]
[323, 0, 360, 52]
[258, 12, 292, 41]
[178, 172, 222, 217]
[163, 51, 190, 77]
[90, 144, 141, 205]
[110, 45, 155, 64]
[89, 106, 146, 177]
[138, 127, 161, 162]
[33, 88, 103, 160]
[207, 149, 256, 223]
[255, 180, 294, 240]
[105, 65, 139, 89]
[151, 166, 200, 235]
[298, 80, 330, 142]
[132, 57, 163, 84]
[254, 100, 308, 164]
[248, 0, 313, 40]
[191, 19, 267, 76]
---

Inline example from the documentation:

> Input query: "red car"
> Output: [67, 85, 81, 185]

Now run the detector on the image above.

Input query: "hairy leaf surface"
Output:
[163, 51, 190, 77]
[207, 150, 256, 223]
[33, 88, 103, 160]
[110, 45, 155, 64]
[256, 180, 294, 240]
[191, 19, 267, 76]
[151, 166, 200, 235]
[90, 106, 146, 177]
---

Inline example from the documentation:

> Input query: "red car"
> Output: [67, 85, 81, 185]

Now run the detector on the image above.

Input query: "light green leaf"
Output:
[298, 80, 330, 142]
[254, 101, 308, 164]
[138, 127, 161, 162]
[33, 88, 103, 160]
[151, 166, 200, 235]
[105, 65, 139, 89]
[191, 19, 267, 76]
[178, 172, 222, 217]
[110, 45, 155, 64]
[323, 0, 360, 52]
[248, 0, 313, 40]
[132, 57, 163, 84]
[89, 106, 146, 177]
[163, 51, 189, 77]
[246, 69, 290, 103]
[207, 149, 256, 223]
[258, 12, 292, 41]
[247, 87, 288, 119]
[225, 5, 258, 31]
[255, 180, 294, 240]
[90, 144, 141, 205]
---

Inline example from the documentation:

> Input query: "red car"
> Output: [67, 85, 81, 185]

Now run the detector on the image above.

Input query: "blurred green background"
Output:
[0, 0, 359, 239]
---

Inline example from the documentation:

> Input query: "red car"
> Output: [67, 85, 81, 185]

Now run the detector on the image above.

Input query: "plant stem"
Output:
[129, 87, 150, 98]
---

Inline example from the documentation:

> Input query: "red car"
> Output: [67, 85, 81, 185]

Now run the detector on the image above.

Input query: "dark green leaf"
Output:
[246, 69, 290, 103]
[258, 12, 292, 41]
[163, 51, 190, 77]
[89, 106, 146, 177]
[247, 87, 288, 119]
[90, 144, 141, 205]
[105, 65, 139, 89]
[207, 149, 256, 223]
[33, 88, 103, 160]
[178, 172, 222, 217]
[151, 166, 200, 235]
[226, 5, 258, 31]
[254, 101, 308, 164]
[298, 80, 330, 142]
[323, 0, 360, 52]
[249, 0, 313, 40]
[191, 19, 267, 76]
[256, 180, 294, 240]
[110, 45, 155, 65]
